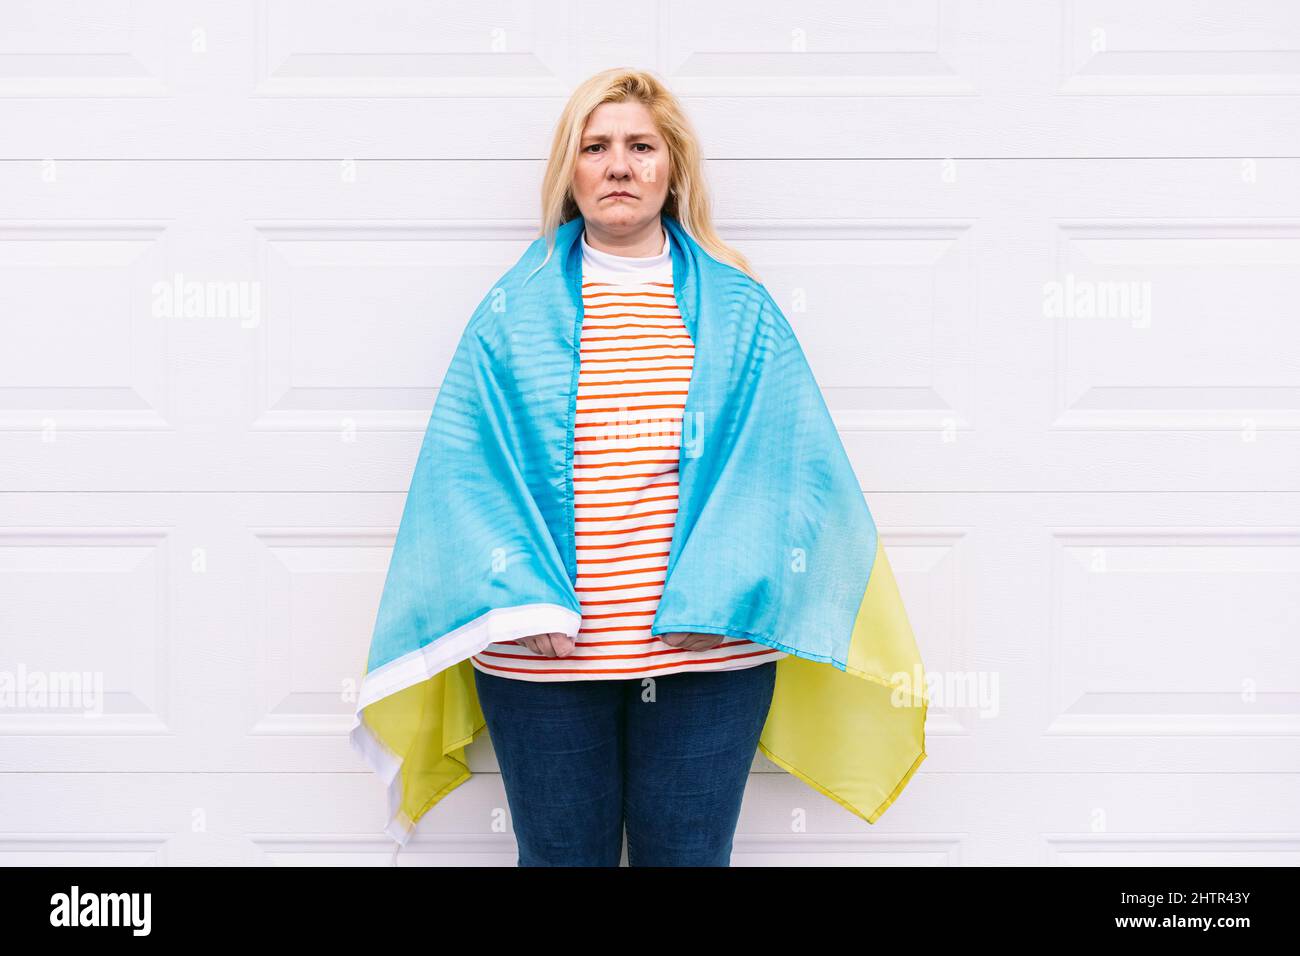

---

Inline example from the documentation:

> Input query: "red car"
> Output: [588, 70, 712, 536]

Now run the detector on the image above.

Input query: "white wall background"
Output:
[1, 0, 1298, 866]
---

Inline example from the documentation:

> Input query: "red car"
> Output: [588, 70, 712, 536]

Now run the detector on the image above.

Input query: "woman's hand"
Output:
[515, 632, 575, 657]
[512, 631, 724, 657]
[658, 631, 724, 651]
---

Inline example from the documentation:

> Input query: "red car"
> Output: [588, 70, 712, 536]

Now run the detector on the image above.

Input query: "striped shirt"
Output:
[469, 225, 787, 681]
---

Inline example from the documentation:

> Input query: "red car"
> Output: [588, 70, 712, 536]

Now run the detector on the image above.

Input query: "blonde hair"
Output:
[531, 67, 755, 281]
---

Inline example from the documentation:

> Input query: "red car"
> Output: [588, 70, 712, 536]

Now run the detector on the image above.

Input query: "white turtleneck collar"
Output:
[580, 225, 670, 278]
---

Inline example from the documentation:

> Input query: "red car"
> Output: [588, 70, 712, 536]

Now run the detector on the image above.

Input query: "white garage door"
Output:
[1, 0, 1297, 866]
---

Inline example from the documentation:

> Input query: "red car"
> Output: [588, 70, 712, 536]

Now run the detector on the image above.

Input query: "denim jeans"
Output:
[472, 660, 777, 866]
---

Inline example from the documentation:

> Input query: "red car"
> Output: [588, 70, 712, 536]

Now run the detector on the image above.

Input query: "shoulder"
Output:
[698, 256, 795, 346]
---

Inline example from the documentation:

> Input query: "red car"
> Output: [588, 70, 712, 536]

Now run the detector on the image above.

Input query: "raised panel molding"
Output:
[1047, 833, 1300, 865]
[251, 833, 516, 865]
[253, 0, 574, 97]
[0, 834, 170, 865]
[734, 831, 963, 865]
[247, 527, 392, 736]
[0, 221, 172, 431]
[720, 219, 976, 433]
[1060, 0, 1300, 95]
[0, 0, 169, 98]
[250, 830, 964, 865]
[1048, 527, 1300, 735]
[1050, 220, 1300, 430]
[661, 0, 977, 96]
[0, 526, 173, 735]
[248, 219, 537, 431]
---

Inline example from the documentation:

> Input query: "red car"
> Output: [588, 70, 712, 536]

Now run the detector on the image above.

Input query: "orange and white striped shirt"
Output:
[470, 226, 787, 681]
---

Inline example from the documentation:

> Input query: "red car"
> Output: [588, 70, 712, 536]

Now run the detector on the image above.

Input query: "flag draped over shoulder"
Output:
[350, 213, 928, 845]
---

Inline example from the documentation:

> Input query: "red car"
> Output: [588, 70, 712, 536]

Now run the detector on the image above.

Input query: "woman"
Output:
[351, 68, 928, 867]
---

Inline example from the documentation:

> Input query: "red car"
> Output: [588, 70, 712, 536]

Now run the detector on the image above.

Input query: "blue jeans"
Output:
[472, 660, 777, 867]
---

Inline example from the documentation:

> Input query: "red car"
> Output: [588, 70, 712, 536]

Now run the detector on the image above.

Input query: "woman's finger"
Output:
[658, 631, 722, 651]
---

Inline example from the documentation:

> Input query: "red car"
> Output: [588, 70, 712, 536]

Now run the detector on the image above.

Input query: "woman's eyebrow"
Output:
[581, 130, 660, 143]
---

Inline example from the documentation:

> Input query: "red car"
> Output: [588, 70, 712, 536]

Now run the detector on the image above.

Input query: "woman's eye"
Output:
[584, 143, 652, 153]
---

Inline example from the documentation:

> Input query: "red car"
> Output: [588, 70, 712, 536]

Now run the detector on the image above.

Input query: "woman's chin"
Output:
[584, 209, 655, 232]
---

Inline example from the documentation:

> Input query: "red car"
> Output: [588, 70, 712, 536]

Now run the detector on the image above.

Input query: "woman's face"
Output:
[572, 100, 671, 241]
